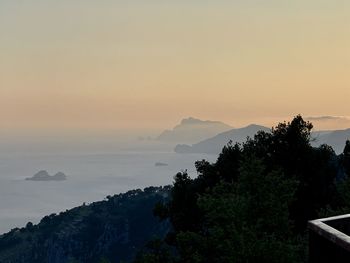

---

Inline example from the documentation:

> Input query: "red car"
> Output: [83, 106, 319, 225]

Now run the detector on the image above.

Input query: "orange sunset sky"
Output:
[1, 1, 349, 135]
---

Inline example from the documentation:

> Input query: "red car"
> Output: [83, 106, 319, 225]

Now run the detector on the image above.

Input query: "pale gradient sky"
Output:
[1, 0, 350, 135]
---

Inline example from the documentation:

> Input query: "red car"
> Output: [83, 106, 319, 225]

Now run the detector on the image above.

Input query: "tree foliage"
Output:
[140, 115, 350, 263]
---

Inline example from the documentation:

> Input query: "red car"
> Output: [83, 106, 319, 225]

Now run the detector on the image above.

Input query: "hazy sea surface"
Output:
[0, 143, 215, 234]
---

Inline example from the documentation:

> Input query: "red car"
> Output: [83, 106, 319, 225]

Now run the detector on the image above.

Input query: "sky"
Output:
[1, 0, 350, 136]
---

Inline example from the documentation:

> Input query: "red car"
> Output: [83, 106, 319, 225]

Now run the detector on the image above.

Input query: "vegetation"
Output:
[0, 186, 171, 263]
[1, 115, 350, 262]
[137, 115, 350, 263]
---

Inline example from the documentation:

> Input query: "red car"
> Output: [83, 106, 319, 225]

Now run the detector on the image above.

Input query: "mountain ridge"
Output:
[174, 125, 350, 154]
[175, 124, 270, 154]
[157, 117, 232, 144]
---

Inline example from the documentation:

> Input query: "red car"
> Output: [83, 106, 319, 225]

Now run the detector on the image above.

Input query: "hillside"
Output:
[157, 117, 232, 144]
[174, 124, 270, 154]
[0, 186, 171, 263]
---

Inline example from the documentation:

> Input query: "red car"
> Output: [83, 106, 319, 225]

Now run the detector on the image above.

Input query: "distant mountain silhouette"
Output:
[175, 124, 270, 154]
[311, 128, 350, 153]
[174, 123, 350, 155]
[305, 116, 350, 130]
[157, 117, 232, 144]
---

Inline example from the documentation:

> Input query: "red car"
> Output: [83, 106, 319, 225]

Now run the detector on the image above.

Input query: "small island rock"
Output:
[155, 162, 169, 167]
[26, 170, 67, 181]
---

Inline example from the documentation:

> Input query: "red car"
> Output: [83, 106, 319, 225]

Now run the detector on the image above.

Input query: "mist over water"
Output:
[0, 138, 215, 234]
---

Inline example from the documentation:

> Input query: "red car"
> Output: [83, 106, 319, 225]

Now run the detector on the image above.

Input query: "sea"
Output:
[0, 139, 216, 234]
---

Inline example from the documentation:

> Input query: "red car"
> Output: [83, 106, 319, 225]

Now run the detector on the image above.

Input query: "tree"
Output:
[173, 156, 301, 263]
[141, 115, 342, 263]
[134, 239, 175, 263]
[342, 140, 350, 175]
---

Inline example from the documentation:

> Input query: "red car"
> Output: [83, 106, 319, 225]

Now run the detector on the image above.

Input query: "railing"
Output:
[309, 214, 350, 263]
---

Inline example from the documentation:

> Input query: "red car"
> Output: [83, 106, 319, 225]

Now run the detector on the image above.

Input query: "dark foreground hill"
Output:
[0, 186, 171, 263]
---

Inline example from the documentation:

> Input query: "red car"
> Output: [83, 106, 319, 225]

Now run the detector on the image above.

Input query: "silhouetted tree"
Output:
[145, 115, 343, 263]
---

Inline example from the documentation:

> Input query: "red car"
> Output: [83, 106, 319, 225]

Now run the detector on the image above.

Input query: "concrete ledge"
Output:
[309, 214, 350, 263]
[309, 214, 350, 251]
